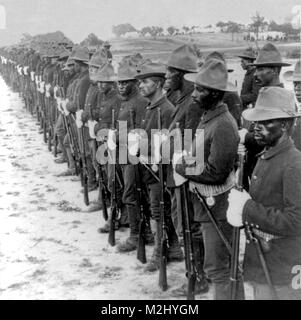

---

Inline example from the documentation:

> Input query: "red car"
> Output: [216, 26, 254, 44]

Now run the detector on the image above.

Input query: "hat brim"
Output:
[242, 107, 301, 122]
[116, 76, 137, 81]
[184, 73, 237, 92]
[237, 55, 256, 61]
[165, 63, 198, 73]
[87, 61, 105, 67]
[251, 62, 291, 67]
[91, 75, 117, 82]
[283, 70, 301, 82]
[135, 72, 166, 79]
[73, 58, 89, 64]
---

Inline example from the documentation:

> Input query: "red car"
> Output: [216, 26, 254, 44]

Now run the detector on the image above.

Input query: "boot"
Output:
[144, 220, 161, 272]
[54, 136, 67, 164]
[117, 205, 139, 253]
[144, 222, 155, 245]
[167, 218, 184, 262]
[171, 238, 209, 297]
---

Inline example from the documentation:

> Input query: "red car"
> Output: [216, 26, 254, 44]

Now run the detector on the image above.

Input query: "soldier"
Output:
[204, 51, 242, 127]
[103, 41, 113, 63]
[174, 58, 243, 299]
[91, 63, 128, 230]
[164, 44, 208, 295]
[134, 61, 183, 271]
[227, 87, 301, 300]
[238, 43, 292, 189]
[283, 60, 301, 151]
[238, 47, 260, 110]
[114, 61, 154, 252]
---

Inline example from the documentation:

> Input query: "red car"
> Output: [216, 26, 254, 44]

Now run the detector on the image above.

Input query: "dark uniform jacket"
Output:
[223, 91, 242, 128]
[166, 81, 204, 187]
[94, 89, 121, 131]
[140, 95, 175, 185]
[67, 69, 90, 112]
[240, 67, 260, 109]
[176, 103, 239, 221]
[242, 137, 301, 285]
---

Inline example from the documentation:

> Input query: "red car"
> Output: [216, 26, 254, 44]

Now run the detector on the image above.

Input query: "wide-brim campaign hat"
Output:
[251, 43, 291, 67]
[184, 58, 237, 92]
[205, 51, 234, 73]
[57, 49, 70, 61]
[135, 61, 166, 79]
[166, 44, 198, 73]
[71, 46, 90, 63]
[242, 87, 301, 122]
[116, 63, 139, 81]
[91, 63, 116, 82]
[88, 48, 108, 67]
[237, 47, 257, 61]
[283, 60, 301, 82]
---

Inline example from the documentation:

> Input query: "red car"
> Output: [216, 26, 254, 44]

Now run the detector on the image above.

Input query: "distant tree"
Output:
[80, 33, 103, 46]
[167, 26, 176, 36]
[112, 23, 136, 37]
[183, 26, 190, 33]
[141, 26, 152, 36]
[216, 21, 228, 32]
[226, 21, 242, 41]
[251, 12, 267, 40]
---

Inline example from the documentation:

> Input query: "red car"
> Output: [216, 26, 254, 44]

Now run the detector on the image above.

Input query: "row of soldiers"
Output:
[1, 40, 301, 300]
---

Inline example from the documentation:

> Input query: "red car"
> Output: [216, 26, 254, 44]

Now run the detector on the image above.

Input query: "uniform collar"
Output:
[147, 95, 166, 110]
[176, 81, 194, 105]
[257, 137, 294, 160]
[119, 87, 138, 101]
[201, 103, 228, 123]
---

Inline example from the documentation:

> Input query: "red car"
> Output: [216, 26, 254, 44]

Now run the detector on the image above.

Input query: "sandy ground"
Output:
[0, 76, 214, 300]
[4, 63, 294, 299]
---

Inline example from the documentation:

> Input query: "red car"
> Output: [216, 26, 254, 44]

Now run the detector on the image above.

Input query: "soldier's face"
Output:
[255, 67, 276, 86]
[74, 62, 81, 73]
[253, 119, 284, 147]
[191, 84, 209, 104]
[98, 82, 113, 94]
[241, 58, 252, 70]
[139, 78, 157, 98]
[117, 80, 136, 97]
[165, 67, 182, 91]
[294, 81, 301, 103]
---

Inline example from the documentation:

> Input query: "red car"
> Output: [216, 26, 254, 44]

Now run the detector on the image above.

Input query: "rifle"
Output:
[78, 117, 89, 206]
[230, 151, 244, 300]
[108, 109, 118, 246]
[157, 107, 168, 291]
[179, 182, 197, 300]
[129, 108, 146, 264]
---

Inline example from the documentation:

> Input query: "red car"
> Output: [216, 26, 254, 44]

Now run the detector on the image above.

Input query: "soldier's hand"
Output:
[238, 128, 248, 144]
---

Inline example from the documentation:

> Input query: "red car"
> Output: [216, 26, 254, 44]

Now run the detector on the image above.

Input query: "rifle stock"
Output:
[157, 107, 168, 291]
[129, 109, 146, 264]
[108, 109, 117, 246]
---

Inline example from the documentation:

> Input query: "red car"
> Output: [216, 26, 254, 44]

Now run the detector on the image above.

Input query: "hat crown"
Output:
[91, 63, 115, 82]
[242, 86, 299, 122]
[71, 46, 89, 62]
[117, 62, 138, 81]
[167, 44, 198, 72]
[89, 48, 108, 67]
[137, 61, 166, 77]
[294, 60, 301, 75]
[238, 47, 256, 60]
[195, 58, 228, 90]
[254, 43, 287, 66]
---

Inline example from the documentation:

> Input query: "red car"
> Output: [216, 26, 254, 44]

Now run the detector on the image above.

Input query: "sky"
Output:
[0, 0, 300, 45]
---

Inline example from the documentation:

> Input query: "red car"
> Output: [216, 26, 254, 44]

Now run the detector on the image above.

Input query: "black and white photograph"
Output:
[0, 0, 301, 303]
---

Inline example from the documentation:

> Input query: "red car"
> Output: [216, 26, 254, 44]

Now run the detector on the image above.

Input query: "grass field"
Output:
[111, 32, 300, 62]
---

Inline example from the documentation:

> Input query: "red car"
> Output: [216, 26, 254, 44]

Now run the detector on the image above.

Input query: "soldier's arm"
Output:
[243, 163, 301, 237]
